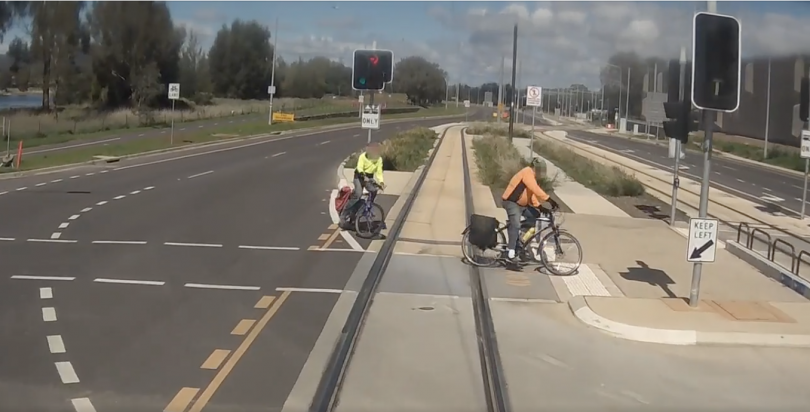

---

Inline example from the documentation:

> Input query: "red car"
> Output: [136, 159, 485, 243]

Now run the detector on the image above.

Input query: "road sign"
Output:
[802, 130, 810, 159]
[268, 85, 276, 95]
[168, 83, 180, 100]
[358, 95, 364, 103]
[526, 86, 542, 107]
[686, 218, 718, 263]
[272, 112, 295, 122]
[361, 105, 380, 130]
[464, 100, 470, 108]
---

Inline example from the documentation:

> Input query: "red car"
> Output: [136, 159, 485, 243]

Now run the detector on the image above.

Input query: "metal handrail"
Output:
[736, 222, 751, 244]
[771, 238, 797, 273]
[795, 250, 810, 278]
[749, 228, 772, 258]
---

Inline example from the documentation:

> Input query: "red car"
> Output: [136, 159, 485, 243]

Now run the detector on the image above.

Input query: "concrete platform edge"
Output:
[567, 295, 810, 348]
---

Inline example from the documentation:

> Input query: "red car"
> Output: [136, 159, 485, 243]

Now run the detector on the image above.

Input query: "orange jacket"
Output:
[502, 166, 550, 207]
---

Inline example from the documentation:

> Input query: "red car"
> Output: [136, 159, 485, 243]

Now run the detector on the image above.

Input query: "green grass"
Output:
[689, 134, 805, 172]
[471, 134, 556, 193]
[532, 137, 644, 197]
[344, 127, 439, 172]
[466, 122, 533, 139]
[11, 106, 466, 172]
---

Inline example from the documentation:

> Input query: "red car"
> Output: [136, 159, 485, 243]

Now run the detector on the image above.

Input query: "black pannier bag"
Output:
[468, 214, 499, 249]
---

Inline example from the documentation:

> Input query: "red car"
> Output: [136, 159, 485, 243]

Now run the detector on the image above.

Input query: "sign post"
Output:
[464, 99, 470, 122]
[267, 85, 276, 125]
[686, 218, 718, 263]
[168, 83, 180, 145]
[525, 86, 543, 160]
[801, 130, 810, 219]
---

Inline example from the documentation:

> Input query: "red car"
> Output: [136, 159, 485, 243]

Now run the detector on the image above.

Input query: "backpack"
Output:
[335, 186, 353, 213]
[467, 214, 499, 249]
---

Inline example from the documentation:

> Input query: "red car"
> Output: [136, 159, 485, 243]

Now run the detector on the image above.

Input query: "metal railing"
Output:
[736, 223, 808, 277]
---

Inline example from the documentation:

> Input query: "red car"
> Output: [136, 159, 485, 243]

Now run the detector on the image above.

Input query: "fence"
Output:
[735, 222, 810, 279]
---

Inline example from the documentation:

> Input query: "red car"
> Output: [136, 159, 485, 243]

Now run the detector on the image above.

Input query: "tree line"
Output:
[0, 1, 468, 113]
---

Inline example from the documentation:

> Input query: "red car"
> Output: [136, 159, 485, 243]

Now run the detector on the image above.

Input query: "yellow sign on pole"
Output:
[272, 112, 295, 122]
[497, 103, 504, 112]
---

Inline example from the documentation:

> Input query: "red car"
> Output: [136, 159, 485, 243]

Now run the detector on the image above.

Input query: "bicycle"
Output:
[352, 181, 387, 239]
[461, 206, 582, 276]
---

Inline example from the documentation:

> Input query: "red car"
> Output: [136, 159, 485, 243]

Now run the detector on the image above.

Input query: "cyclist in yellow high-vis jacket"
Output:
[340, 143, 386, 227]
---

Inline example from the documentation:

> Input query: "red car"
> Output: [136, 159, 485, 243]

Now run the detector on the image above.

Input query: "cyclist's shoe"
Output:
[339, 217, 353, 230]
[505, 257, 522, 272]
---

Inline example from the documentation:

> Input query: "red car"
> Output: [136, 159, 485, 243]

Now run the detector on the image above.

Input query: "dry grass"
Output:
[343, 127, 439, 172]
[471, 134, 556, 192]
[466, 122, 533, 139]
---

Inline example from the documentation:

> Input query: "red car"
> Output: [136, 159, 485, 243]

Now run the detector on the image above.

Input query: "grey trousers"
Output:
[502, 200, 524, 251]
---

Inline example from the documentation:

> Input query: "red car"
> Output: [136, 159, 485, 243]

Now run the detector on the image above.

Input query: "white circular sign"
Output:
[528, 86, 541, 98]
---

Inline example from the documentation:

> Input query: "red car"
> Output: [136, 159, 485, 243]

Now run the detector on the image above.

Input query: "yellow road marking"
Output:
[308, 245, 320, 251]
[164, 387, 199, 412]
[321, 229, 341, 249]
[328, 224, 338, 230]
[187, 290, 291, 412]
[230, 319, 255, 336]
[201, 350, 230, 370]
[317, 234, 330, 241]
[254, 295, 275, 309]
[505, 273, 531, 287]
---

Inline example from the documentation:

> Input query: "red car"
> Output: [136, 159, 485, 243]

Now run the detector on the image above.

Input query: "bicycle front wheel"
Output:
[355, 203, 385, 239]
[538, 230, 583, 276]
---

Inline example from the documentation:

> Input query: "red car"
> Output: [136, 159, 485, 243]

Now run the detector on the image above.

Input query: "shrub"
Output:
[344, 127, 438, 172]
[533, 138, 644, 197]
[467, 122, 533, 139]
[472, 134, 556, 192]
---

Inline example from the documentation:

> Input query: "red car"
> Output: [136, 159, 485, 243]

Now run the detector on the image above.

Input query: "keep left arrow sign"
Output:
[689, 239, 714, 260]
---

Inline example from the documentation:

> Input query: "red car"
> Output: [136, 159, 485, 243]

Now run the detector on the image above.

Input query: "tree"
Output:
[208, 19, 272, 100]
[7, 37, 30, 74]
[178, 29, 208, 100]
[393, 56, 447, 106]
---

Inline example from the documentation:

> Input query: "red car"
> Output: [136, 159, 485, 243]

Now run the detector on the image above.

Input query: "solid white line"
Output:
[144, 186, 155, 190]
[165, 242, 222, 248]
[29, 137, 120, 155]
[50, 232, 62, 239]
[96, 200, 107, 206]
[13, 275, 76, 281]
[71, 397, 97, 412]
[0, 237, 14, 241]
[42, 307, 57, 322]
[238, 245, 300, 251]
[312, 247, 371, 253]
[16, 187, 26, 191]
[188, 170, 214, 179]
[35, 182, 46, 187]
[47, 335, 66, 354]
[27, 238, 78, 243]
[94, 278, 165, 286]
[40, 287, 53, 299]
[272, 152, 286, 157]
[55, 361, 80, 384]
[58, 223, 69, 229]
[112, 195, 125, 200]
[184, 283, 260, 291]
[130, 190, 141, 195]
[80, 207, 92, 212]
[68, 214, 80, 220]
[275, 287, 343, 294]
[51, 179, 63, 183]
[92, 240, 147, 245]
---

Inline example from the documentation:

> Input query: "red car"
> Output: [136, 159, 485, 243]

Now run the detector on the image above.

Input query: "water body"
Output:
[0, 93, 45, 110]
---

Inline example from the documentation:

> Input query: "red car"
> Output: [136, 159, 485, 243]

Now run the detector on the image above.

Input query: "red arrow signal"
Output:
[369, 55, 379, 66]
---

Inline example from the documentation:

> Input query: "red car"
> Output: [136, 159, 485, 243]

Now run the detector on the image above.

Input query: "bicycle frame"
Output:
[360, 189, 378, 216]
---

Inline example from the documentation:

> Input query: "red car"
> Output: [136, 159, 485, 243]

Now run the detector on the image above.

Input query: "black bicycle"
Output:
[461, 206, 582, 276]
[352, 182, 387, 239]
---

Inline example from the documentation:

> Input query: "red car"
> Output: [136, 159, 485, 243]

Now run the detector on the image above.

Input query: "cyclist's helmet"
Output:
[529, 157, 542, 168]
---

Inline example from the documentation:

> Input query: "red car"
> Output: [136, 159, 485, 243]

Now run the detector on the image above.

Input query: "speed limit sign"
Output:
[526, 86, 542, 107]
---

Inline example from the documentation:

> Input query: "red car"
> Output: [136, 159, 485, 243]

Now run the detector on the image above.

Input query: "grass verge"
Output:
[471, 134, 556, 193]
[532, 137, 644, 197]
[11, 107, 464, 172]
[689, 132, 804, 172]
[344, 127, 439, 172]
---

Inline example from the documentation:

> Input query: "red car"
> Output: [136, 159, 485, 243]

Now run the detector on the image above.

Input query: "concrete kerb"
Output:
[0, 113, 468, 181]
[567, 295, 810, 347]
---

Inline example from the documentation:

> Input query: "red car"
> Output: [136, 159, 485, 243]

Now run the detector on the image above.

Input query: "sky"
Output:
[4, 1, 810, 89]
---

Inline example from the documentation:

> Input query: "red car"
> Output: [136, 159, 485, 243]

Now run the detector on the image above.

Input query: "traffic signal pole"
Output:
[669, 47, 687, 227]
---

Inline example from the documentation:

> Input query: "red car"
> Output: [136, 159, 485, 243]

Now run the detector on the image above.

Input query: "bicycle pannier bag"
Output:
[335, 186, 353, 213]
[468, 214, 499, 249]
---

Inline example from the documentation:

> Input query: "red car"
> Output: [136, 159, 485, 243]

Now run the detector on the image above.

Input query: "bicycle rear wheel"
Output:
[355, 203, 385, 239]
[538, 230, 583, 276]
[461, 227, 507, 267]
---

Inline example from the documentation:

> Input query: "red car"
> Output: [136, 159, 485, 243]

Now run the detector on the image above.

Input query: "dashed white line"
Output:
[51, 179, 63, 183]
[99, 170, 108, 173]
[92, 240, 147, 245]
[71, 398, 97, 412]
[42, 307, 57, 322]
[96, 200, 108, 206]
[112, 195, 126, 200]
[0, 191, 6, 195]
[13, 275, 76, 281]
[68, 214, 80, 220]
[85, 172, 95, 176]
[47, 335, 66, 354]
[187, 170, 214, 179]
[80, 207, 92, 212]
[318, 140, 331, 145]
[165, 241, 223, 248]
[94, 278, 165, 286]
[50, 232, 62, 239]
[275, 287, 343, 294]
[70, 175, 80, 179]
[737, 179, 746, 183]
[40, 287, 53, 299]
[138, 133, 145, 137]
[184, 283, 260, 291]
[35, 182, 46, 187]
[238, 245, 300, 251]
[272, 152, 286, 157]
[0, 237, 14, 241]
[27, 238, 78, 243]
[58, 222, 69, 229]
[55, 361, 79, 384]
[144, 186, 155, 190]
[16, 186, 26, 191]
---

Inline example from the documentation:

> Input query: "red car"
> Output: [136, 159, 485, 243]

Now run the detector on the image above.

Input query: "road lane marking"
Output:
[35, 182, 46, 187]
[763, 187, 772, 192]
[29, 137, 121, 155]
[92, 240, 148, 245]
[272, 151, 286, 157]
[201, 349, 231, 370]
[58, 223, 69, 229]
[96, 200, 108, 205]
[80, 207, 92, 212]
[318, 140, 331, 145]
[144, 186, 155, 190]
[275, 287, 343, 294]
[51, 232, 62, 239]
[231, 319, 256, 335]
[165, 242, 223, 248]
[43, 307, 57, 321]
[40, 287, 53, 299]
[85, 172, 95, 176]
[68, 214, 80, 220]
[71, 398, 97, 412]
[737, 179, 746, 183]
[70, 175, 80, 179]
[55, 361, 79, 383]
[112, 195, 126, 200]
[237, 245, 300, 251]
[47, 335, 66, 354]
[94, 278, 165, 286]
[13, 275, 75, 281]
[99, 170, 108, 173]
[130, 190, 141, 195]
[254, 296, 275, 309]
[321, 229, 341, 249]
[0, 191, 6, 195]
[27, 238, 78, 243]
[164, 387, 200, 412]
[138, 133, 145, 137]
[317, 234, 329, 241]
[186, 291, 291, 412]
[16, 186, 26, 191]
[0, 237, 13, 241]
[184, 283, 259, 290]
[51, 179, 63, 183]
[188, 170, 214, 179]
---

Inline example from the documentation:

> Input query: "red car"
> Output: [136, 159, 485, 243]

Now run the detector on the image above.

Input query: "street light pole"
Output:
[268, 17, 279, 125]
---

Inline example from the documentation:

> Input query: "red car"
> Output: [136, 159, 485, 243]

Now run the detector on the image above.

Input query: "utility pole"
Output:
[268, 17, 279, 125]
[508, 23, 518, 141]
[498, 55, 505, 123]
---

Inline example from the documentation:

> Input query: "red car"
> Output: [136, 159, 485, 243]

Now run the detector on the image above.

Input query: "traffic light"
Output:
[663, 98, 698, 144]
[667, 59, 680, 103]
[691, 12, 741, 112]
[352, 49, 394, 91]
[800, 76, 809, 122]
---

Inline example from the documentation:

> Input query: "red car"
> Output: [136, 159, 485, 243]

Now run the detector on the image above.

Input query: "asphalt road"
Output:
[0, 112, 481, 412]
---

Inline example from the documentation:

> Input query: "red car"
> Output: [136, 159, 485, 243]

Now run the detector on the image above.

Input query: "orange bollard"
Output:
[15, 140, 22, 169]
